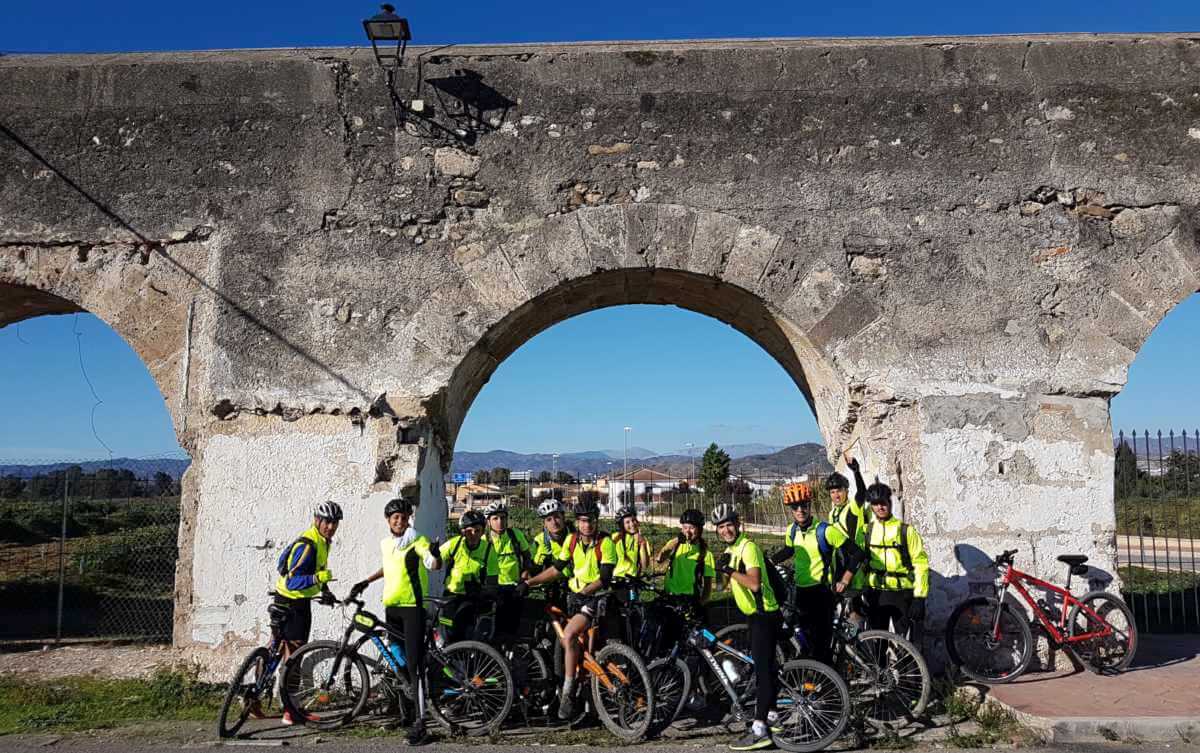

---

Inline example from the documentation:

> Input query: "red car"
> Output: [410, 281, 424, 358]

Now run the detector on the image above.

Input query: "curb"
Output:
[987, 697, 1200, 743]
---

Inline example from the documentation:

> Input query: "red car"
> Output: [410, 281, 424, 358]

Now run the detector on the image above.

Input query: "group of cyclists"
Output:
[268, 454, 930, 749]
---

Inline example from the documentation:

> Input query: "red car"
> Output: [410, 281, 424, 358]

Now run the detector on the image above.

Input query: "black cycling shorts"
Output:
[567, 592, 607, 620]
[272, 595, 312, 643]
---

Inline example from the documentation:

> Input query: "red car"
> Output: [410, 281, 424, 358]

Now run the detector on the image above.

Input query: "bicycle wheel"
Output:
[510, 644, 557, 725]
[772, 659, 851, 753]
[280, 640, 371, 729]
[945, 597, 1033, 683]
[427, 640, 514, 736]
[646, 656, 690, 737]
[217, 647, 270, 738]
[1067, 591, 1138, 674]
[840, 630, 930, 725]
[591, 640, 654, 741]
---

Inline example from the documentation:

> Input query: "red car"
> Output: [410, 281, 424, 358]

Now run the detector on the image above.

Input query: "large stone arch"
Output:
[439, 203, 858, 455]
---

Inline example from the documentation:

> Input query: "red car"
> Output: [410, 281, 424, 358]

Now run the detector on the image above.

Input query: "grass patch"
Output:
[0, 664, 222, 735]
[943, 691, 1042, 749]
[1119, 565, 1200, 594]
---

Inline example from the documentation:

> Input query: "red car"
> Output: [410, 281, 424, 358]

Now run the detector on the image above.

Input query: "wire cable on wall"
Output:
[72, 314, 114, 460]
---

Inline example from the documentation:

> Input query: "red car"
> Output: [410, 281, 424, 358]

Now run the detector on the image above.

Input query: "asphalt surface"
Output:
[3, 739, 1198, 753]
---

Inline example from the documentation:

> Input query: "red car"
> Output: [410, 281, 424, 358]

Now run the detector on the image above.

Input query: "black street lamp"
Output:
[363, 4, 411, 70]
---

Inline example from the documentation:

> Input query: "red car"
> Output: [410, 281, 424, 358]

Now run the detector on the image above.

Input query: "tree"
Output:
[555, 471, 576, 484]
[578, 490, 604, 507]
[1113, 440, 1143, 499]
[535, 489, 564, 502]
[537, 471, 553, 483]
[473, 469, 492, 484]
[491, 467, 511, 485]
[728, 479, 752, 504]
[699, 443, 731, 501]
[152, 472, 175, 496]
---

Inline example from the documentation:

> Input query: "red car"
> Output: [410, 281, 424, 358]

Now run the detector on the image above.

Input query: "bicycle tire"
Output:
[646, 656, 691, 737]
[945, 597, 1033, 684]
[217, 647, 270, 739]
[510, 644, 557, 725]
[591, 640, 655, 742]
[280, 640, 371, 729]
[772, 658, 851, 753]
[842, 630, 930, 725]
[426, 639, 514, 737]
[1067, 590, 1138, 675]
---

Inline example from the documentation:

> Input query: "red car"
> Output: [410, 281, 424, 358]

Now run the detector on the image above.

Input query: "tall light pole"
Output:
[552, 453, 559, 492]
[623, 426, 632, 507]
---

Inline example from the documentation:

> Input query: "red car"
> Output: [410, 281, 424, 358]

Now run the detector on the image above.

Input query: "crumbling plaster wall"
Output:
[3, 35, 1200, 659]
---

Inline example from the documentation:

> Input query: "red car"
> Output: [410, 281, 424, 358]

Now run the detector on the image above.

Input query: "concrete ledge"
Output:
[988, 696, 1200, 744]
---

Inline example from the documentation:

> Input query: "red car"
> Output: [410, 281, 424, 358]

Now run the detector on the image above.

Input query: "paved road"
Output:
[3, 738, 1195, 753]
[1117, 534, 1200, 572]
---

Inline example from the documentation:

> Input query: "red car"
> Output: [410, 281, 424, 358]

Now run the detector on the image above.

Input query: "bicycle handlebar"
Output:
[994, 549, 1018, 566]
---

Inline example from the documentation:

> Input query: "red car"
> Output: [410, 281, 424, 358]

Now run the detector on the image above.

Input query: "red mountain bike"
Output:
[946, 549, 1137, 683]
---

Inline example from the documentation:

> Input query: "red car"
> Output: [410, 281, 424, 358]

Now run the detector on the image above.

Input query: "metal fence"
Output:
[1114, 430, 1200, 633]
[0, 455, 186, 643]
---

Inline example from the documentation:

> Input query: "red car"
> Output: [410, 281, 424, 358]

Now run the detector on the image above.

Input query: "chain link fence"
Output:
[0, 454, 188, 643]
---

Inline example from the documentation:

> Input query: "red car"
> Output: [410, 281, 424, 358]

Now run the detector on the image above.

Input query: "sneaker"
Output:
[729, 727, 774, 751]
[557, 692, 575, 720]
[246, 699, 267, 720]
[281, 710, 296, 726]
[406, 721, 428, 745]
[281, 710, 316, 726]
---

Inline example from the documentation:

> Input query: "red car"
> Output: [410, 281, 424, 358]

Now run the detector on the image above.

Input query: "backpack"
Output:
[566, 531, 607, 568]
[787, 521, 834, 585]
[275, 537, 308, 577]
[864, 520, 912, 574]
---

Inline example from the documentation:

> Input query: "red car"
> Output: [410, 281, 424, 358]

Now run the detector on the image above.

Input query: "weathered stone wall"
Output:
[3, 35, 1200, 662]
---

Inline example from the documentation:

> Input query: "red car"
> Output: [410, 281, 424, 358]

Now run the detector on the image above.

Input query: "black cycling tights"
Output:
[748, 611, 781, 724]
[386, 606, 426, 692]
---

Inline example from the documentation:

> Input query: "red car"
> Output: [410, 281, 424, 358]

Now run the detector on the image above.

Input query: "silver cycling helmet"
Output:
[537, 499, 564, 518]
[314, 500, 344, 522]
[710, 503, 738, 527]
[483, 500, 508, 517]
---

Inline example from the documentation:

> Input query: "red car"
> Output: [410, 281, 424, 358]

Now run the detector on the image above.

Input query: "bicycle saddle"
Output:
[1056, 554, 1088, 566]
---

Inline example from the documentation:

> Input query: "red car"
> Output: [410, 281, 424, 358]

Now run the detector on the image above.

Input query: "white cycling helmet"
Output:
[314, 500, 344, 521]
[537, 499, 564, 518]
[483, 500, 508, 517]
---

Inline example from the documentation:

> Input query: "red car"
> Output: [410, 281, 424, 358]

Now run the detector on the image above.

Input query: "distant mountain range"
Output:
[451, 443, 831, 478]
[0, 458, 191, 480]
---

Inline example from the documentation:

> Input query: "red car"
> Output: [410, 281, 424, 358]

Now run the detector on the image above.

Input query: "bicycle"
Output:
[657, 604, 852, 751]
[217, 598, 293, 738]
[280, 595, 514, 737]
[718, 567, 931, 728]
[945, 549, 1138, 683]
[619, 576, 851, 750]
[541, 588, 656, 741]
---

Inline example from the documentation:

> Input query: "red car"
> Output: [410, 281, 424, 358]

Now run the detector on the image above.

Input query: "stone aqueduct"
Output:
[2, 34, 1199, 660]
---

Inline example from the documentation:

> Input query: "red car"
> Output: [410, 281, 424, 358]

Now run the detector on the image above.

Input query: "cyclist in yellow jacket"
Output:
[519, 500, 616, 719]
[531, 498, 571, 609]
[769, 482, 865, 664]
[481, 500, 532, 641]
[272, 500, 341, 725]
[348, 490, 443, 744]
[860, 482, 930, 645]
[439, 509, 489, 643]
[612, 505, 650, 578]
[713, 503, 780, 751]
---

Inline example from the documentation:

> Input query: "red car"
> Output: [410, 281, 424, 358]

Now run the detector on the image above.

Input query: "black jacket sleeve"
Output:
[851, 464, 867, 506]
[837, 537, 866, 576]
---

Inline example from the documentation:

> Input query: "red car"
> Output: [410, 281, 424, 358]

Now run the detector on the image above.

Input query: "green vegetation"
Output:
[1120, 565, 1200, 594]
[699, 443, 731, 501]
[0, 497, 180, 546]
[938, 686, 1041, 749]
[0, 666, 221, 735]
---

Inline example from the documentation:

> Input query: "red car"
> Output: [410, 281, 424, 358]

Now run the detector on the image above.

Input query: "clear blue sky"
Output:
[4, 1, 1200, 460]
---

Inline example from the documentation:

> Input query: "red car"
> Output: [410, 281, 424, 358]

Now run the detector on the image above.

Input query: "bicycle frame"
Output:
[544, 602, 632, 693]
[994, 563, 1112, 646]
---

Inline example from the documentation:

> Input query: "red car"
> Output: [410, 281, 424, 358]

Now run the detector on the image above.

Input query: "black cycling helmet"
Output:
[825, 472, 850, 491]
[384, 497, 415, 517]
[710, 503, 738, 526]
[679, 508, 704, 528]
[313, 500, 344, 522]
[864, 482, 893, 505]
[573, 500, 600, 520]
[459, 509, 485, 530]
[614, 505, 637, 522]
